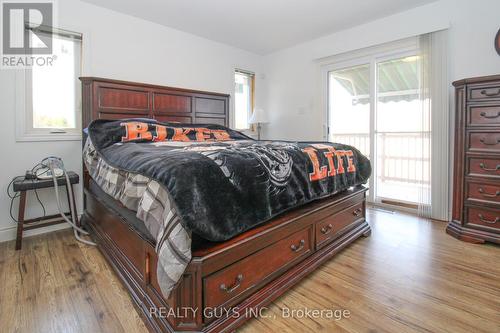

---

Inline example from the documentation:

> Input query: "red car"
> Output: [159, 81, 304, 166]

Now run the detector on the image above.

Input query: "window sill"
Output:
[16, 133, 82, 142]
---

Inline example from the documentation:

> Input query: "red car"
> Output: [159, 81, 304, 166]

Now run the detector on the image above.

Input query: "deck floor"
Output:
[0, 209, 499, 333]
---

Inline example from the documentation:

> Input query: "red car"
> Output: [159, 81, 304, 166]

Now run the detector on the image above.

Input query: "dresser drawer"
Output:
[315, 201, 364, 249]
[468, 84, 500, 102]
[467, 131, 500, 153]
[466, 206, 500, 230]
[203, 226, 312, 310]
[467, 105, 500, 127]
[466, 180, 500, 205]
[467, 157, 500, 178]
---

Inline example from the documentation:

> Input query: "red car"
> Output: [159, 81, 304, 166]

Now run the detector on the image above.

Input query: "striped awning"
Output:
[331, 56, 419, 104]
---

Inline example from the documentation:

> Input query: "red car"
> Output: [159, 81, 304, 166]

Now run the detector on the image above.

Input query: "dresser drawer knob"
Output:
[480, 88, 500, 97]
[220, 274, 243, 294]
[478, 188, 500, 198]
[290, 239, 305, 252]
[321, 224, 333, 235]
[352, 208, 363, 217]
[478, 214, 499, 224]
[480, 111, 500, 119]
[479, 163, 500, 172]
[479, 138, 500, 146]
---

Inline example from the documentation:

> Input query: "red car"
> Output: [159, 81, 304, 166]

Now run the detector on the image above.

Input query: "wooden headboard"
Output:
[80, 77, 230, 128]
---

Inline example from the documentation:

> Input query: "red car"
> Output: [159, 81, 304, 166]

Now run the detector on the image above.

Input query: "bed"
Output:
[80, 77, 372, 333]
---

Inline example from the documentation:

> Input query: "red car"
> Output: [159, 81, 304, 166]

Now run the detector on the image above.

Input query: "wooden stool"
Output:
[12, 172, 79, 250]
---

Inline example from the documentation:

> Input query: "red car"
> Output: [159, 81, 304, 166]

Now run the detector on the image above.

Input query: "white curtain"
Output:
[417, 30, 449, 220]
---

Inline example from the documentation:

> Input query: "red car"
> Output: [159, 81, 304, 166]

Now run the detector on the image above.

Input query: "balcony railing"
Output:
[331, 133, 371, 158]
[331, 132, 430, 204]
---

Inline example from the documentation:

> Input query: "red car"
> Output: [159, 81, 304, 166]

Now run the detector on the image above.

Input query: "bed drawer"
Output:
[315, 201, 365, 249]
[466, 206, 500, 230]
[203, 226, 312, 311]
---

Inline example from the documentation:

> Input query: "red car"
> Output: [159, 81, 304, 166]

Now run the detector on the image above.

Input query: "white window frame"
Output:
[233, 68, 255, 132]
[15, 26, 83, 142]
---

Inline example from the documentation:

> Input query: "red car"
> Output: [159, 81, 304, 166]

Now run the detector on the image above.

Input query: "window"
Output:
[234, 70, 255, 130]
[16, 26, 82, 141]
[325, 39, 427, 209]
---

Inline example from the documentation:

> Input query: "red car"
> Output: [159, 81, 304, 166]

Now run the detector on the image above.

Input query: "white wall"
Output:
[2, 0, 499, 241]
[262, 0, 500, 140]
[0, 0, 264, 241]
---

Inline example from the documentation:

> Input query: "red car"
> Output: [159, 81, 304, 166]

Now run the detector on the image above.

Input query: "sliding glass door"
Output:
[375, 56, 429, 207]
[327, 46, 429, 210]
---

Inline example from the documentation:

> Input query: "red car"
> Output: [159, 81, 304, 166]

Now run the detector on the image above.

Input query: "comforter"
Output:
[85, 119, 371, 297]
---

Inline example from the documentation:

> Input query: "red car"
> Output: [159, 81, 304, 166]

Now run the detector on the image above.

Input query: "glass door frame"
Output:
[320, 39, 419, 207]
[373, 49, 425, 210]
[322, 56, 374, 203]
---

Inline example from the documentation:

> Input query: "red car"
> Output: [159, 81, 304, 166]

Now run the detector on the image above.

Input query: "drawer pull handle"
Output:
[480, 111, 500, 119]
[290, 239, 305, 252]
[478, 188, 500, 198]
[479, 138, 500, 146]
[352, 208, 363, 217]
[321, 224, 333, 235]
[479, 163, 500, 172]
[220, 274, 243, 294]
[480, 89, 500, 97]
[478, 214, 499, 224]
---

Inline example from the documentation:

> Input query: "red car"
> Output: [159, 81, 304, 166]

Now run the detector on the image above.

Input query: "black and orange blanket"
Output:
[87, 119, 372, 242]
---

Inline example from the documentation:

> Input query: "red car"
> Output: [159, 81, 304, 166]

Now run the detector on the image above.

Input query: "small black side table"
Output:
[12, 172, 79, 250]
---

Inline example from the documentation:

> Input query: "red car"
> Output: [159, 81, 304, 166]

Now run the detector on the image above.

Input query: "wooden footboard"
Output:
[82, 185, 370, 333]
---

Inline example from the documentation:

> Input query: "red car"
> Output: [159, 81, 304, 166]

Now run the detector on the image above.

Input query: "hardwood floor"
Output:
[0, 209, 498, 333]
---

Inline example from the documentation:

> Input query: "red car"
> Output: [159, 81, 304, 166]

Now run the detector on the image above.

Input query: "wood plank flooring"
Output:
[0, 208, 498, 333]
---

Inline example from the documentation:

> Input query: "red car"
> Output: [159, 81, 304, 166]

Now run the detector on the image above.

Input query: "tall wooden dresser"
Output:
[448, 75, 500, 244]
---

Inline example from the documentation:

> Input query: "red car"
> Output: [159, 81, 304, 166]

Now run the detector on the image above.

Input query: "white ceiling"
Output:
[81, 0, 438, 54]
